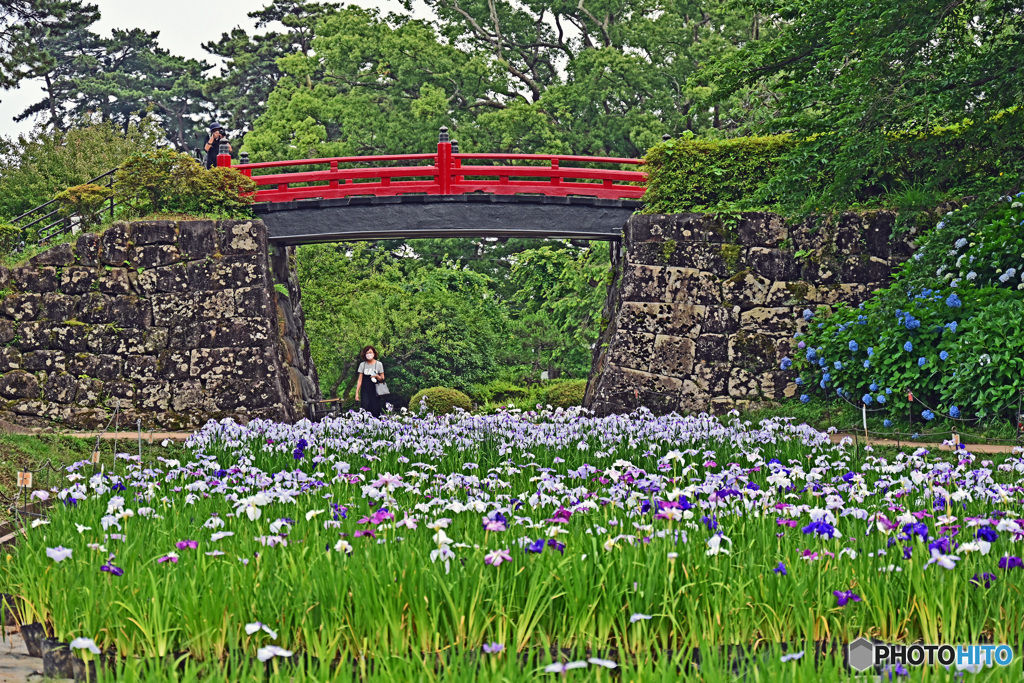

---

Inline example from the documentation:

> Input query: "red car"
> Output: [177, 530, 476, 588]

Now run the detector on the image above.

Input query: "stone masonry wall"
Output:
[585, 211, 916, 416]
[0, 219, 320, 430]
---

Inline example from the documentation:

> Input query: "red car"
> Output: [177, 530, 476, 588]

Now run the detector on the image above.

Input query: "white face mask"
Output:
[366, 353, 375, 360]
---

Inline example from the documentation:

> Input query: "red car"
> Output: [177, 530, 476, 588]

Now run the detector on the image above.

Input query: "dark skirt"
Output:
[360, 377, 382, 417]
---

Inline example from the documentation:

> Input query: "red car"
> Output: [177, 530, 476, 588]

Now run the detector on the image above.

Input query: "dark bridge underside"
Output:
[254, 194, 640, 244]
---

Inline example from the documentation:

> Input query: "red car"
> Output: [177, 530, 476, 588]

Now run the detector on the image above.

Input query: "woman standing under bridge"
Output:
[355, 345, 386, 418]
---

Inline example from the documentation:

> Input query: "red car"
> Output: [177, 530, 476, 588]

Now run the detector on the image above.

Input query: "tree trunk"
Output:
[328, 360, 357, 399]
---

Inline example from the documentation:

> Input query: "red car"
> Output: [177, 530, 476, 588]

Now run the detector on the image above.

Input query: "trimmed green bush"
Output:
[468, 380, 528, 405]
[545, 379, 587, 408]
[642, 134, 794, 214]
[409, 387, 473, 415]
[115, 149, 257, 218]
[56, 183, 114, 228]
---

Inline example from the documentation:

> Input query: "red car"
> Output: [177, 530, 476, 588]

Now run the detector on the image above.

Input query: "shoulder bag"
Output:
[374, 363, 390, 396]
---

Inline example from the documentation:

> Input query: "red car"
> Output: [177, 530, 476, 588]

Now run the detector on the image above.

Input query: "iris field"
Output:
[4, 409, 1024, 681]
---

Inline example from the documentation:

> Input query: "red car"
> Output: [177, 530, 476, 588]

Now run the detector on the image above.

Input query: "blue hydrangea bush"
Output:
[787, 194, 1024, 421]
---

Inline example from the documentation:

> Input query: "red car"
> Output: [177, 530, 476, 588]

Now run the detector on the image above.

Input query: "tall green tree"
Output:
[702, 0, 1024, 210]
[203, 0, 339, 135]
[245, 0, 767, 158]
[0, 116, 160, 218]
[0, 0, 96, 91]
[509, 241, 612, 378]
[23, 27, 212, 150]
[296, 240, 512, 401]
[244, 5, 502, 160]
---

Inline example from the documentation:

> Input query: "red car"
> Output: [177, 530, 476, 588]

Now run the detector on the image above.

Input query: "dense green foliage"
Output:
[297, 239, 609, 405]
[408, 386, 473, 415]
[792, 196, 1024, 423]
[0, 118, 159, 219]
[0, 222, 21, 254]
[545, 380, 588, 408]
[55, 182, 111, 227]
[242, 0, 770, 160]
[703, 0, 1024, 213]
[642, 134, 794, 213]
[115, 150, 256, 218]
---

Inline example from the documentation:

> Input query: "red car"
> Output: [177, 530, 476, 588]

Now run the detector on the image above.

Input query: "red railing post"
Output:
[452, 140, 463, 187]
[329, 161, 339, 189]
[551, 158, 560, 187]
[217, 141, 232, 168]
[437, 126, 452, 194]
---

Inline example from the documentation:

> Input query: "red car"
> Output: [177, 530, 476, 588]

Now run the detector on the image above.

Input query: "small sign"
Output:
[952, 433, 960, 446]
[908, 391, 914, 402]
[16, 472, 32, 488]
[540, 371, 549, 381]
[92, 450, 101, 464]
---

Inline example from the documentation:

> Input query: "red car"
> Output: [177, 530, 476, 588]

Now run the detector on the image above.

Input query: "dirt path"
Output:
[59, 431, 192, 443]
[831, 433, 1022, 454]
[26, 428, 1024, 453]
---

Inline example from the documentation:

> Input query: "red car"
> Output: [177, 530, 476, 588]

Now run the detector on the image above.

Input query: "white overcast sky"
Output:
[0, 0, 429, 138]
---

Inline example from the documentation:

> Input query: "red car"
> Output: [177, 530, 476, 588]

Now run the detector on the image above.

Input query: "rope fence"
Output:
[2, 400, 169, 541]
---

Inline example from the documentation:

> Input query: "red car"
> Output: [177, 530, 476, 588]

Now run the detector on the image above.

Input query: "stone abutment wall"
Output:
[585, 211, 916, 415]
[0, 220, 319, 430]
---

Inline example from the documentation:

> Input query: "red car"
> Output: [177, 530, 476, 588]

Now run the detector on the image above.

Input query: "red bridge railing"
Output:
[225, 128, 645, 203]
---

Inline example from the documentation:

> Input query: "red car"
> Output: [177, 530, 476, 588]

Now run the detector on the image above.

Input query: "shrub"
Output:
[115, 149, 256, 218]
[408, 387, 473, 415]
[545, 379, 587, 408]
[468, 380, 528, 405]
[192, 167, 259, 217]
[642, 134, 794, 214]
[0, 223, 23, 255]
[789, 194, 1024, 422]
[0, 117, 161, 219]
[56, 183, 114, 228]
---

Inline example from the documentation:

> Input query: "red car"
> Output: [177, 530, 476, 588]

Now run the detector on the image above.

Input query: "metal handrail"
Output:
[10, 168, 117, 223]
[11, 167, 119, 246]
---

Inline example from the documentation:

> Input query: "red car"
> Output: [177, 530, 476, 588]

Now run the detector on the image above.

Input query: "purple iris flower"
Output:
[927, 537, 951, 555]
[899, 523, 929, 541]
[970, 573, 998, 588]
[100, 563, 124, 577]
[977, 527, 998, 543]
[774, 562, 787, 576]
[701, 515, 718, 532]
[833, 590, 862, 607]
[525, 539, 545, 554]
[903, 545, 913, 560]
[801, 521, 838, 539]
[998, 556, 1023, 570]
[547, 539, 566, 554]
[482, 643, 504, 654]
[175, 540, 198, 550]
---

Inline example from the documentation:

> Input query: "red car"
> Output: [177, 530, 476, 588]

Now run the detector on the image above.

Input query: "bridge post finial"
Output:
[662, 133, 672, 141]
[438, 126, 449, 142]
[239, 151, 249, 165]
[450, 140, 459, 153]
[217, 141, 232, 167]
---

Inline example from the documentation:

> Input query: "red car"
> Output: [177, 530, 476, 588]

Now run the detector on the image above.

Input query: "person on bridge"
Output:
[355, 345, 385, 418]
[203, 123, 232, 169]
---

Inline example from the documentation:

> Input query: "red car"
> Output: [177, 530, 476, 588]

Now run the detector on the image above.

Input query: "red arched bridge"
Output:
[227, 128, 646, 244]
